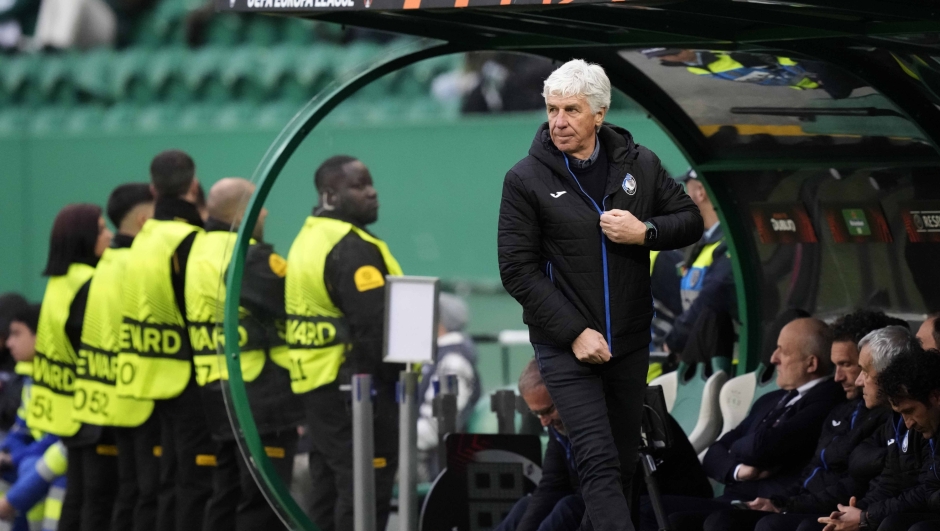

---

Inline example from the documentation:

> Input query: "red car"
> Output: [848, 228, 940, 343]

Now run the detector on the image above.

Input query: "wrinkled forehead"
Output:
[544, 94, 590, 109]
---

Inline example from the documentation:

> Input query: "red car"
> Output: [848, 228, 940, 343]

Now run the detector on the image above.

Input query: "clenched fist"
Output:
[600, 209, 646, 245]
[572, 328, 612, 364]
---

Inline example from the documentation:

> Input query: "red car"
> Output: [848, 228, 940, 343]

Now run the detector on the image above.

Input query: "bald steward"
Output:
[206, 177, 268, 241]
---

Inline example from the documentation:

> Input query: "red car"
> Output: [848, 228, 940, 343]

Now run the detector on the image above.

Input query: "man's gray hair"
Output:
[860, 325, 913, 373]
[518, 358, 544, 396]
[542, 59, 612, 114]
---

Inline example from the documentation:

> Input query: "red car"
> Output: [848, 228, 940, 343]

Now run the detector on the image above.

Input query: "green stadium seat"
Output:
[100, 104, 140, 132]
[220, 46, 264, 101]
[136, 0, 187, 47]
[337, 41, 384, 78]
[37, 54, 75, 105]
[256, 44, 300, 97]
[282, 18, 316, 44]
[71, 49, 114, 99]
[242, 15, 282, 46]
[183, 47, 227, 102]
[255, 101, 303, 130]
[111, 48, 155, 104]
[28, 107, 69, 134]
[206, 13, 245, 47]
[146, 47, 186, 101]
[213, 103, 256, 130]
[178, 104, 221, 130]
[62, 106, 106, 133]
[135, 105, 182, 132]
[2, 53, 41, 105]
[294, 45, 341, 91]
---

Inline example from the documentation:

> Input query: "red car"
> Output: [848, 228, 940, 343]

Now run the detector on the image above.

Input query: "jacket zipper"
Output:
[563, 156, 613, 349]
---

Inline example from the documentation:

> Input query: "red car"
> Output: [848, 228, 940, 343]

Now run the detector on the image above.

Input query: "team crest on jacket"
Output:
[622, 174, 637, 195]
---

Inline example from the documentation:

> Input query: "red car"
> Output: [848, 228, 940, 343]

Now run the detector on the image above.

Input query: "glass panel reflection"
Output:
[621, 49, 932, 157]
[708, 166, 940, 363]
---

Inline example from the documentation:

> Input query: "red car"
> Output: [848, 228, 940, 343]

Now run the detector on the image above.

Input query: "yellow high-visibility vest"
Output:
[28, 263, 94, 436]
[118, 219, 201, 400]
[76, 246, 155, 427]
[680, 240, 723, 311]
[185, 231, 274, 385]
[285, 217, 402, 394]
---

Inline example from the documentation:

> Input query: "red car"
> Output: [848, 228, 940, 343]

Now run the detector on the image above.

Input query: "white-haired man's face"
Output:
[545, 94, 606, 160]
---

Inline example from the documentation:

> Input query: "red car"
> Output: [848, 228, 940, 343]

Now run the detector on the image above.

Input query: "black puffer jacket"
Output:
[498, 123, 702, 355]
[773, 400, 890, 513]
[858, 412, 931, 527]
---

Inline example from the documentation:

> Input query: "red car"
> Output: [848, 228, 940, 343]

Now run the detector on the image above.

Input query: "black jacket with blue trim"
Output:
[498, 122, 703, 355]
[772, 399, 890, 513]
[702, 378, 845, 500]
[857, 412, 931, 527]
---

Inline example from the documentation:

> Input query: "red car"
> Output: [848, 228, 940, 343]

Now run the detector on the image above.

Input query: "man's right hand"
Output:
[747, 498, 780, 513]
[736, 464, 763, 481]
[572, 329, 611, 364]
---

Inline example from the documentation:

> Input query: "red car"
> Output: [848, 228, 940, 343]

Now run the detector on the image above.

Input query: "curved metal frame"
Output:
[222, 39, 463, 531]
[222, 33, 940, 528]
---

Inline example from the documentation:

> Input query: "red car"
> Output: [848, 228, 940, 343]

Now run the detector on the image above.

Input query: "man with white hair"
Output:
[497, 59, 703, 530]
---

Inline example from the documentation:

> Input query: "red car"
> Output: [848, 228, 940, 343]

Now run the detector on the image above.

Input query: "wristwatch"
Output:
[859, 511, 870, 529]
[644, 221, 658, 245]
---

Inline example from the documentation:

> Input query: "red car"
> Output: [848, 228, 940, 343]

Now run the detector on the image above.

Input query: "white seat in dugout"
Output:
[649, 357, 731, 455]
[717, 363, 779, 438]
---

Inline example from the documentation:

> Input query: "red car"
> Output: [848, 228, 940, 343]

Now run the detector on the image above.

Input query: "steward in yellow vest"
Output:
[119, 149, 214, 531]
[76, 183, 160, 531]
[286, 155, 403, 531]
[29, 262, 94, 438]
[664, 171, 736, 357]
[186, 178, 302, 531]
[28, 202, 113, 529]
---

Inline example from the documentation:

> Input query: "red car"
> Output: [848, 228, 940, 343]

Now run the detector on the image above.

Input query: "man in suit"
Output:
[702, 311, 900, 531]
[639, 317, 845, 531]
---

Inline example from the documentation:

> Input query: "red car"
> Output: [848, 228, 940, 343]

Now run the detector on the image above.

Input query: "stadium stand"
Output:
[0, 5, 462, 132]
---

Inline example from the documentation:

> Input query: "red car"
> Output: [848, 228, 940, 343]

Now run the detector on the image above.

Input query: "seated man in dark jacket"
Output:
[704, 316, 904, 531]
[501, 359, 711, 531]
[641, 317, 844, 531]
[822, 345, 940, 531]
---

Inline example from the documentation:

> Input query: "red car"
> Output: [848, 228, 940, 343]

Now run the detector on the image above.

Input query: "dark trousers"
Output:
[304, 382, 399, 531]
[58, 433, 120, 531]
[878, 514, 940, 531]
[533, 344, 649, 531]
[112, 416, 161, 531]
[156, 377, 216, 531]
[203, 430, 298, 531]
[703, 509, 803, 531]
[639, 495, 730, 531]
[755, 513, 825, 531]
[494, 494, 585, 531]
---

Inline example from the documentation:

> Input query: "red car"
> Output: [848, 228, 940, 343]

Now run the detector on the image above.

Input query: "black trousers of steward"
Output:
[304, 380, 399, 531]
[111, 414, 161, 531]
[59, 428, 120, 531]
[156, 376, 216, 531]
[203, 430, 298, 531]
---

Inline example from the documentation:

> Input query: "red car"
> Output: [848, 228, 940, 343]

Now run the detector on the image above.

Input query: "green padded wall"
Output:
[0, 110, 688, 300]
